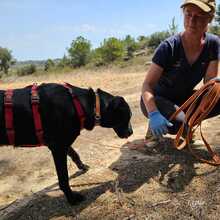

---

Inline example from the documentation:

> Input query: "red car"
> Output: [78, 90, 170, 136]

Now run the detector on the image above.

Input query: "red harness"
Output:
[4, 83, 85, 147]
[31, 84, 44, 146]
[4, 89, 15, 145]
[63, 83, 85, 129]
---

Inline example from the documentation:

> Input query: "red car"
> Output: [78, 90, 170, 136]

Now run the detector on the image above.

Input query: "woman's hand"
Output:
[148, 110, 173, 137]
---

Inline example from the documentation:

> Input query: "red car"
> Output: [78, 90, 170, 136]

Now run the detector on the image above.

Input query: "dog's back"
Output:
[0, 83, 86, 146]
[0, 82, 133, 205]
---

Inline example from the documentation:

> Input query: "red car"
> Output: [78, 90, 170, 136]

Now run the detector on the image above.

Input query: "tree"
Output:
[208, 4, 220, 35]
[0, 47, 14, 74]
[90, 48, 105, 66]
[168, 17, 178, 36]
[100, 37, 125, 63]
[215, 4, 220, 25]
[44, 59, 55, 71]
[137, 35, 149, 50]
[123, 35, 137, 59]
[57, 55, 71, 68]
[68, 36, 91, 67]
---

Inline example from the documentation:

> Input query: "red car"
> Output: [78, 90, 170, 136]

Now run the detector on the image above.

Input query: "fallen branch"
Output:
[147, 199, 172, 208]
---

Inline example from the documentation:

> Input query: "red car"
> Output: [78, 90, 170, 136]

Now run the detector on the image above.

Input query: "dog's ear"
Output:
[88, 87, 95, 100]
[107, 96, 131, 120]
[109, 96, 126, 110]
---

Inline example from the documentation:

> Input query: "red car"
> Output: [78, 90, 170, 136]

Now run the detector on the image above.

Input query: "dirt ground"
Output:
[1, 69, 220, 220]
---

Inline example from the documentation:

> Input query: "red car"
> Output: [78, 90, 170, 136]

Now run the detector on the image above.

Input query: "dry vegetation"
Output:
[1, 65, 220, 220]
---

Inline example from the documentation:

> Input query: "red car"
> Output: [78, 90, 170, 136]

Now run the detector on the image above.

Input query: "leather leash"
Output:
[94, 90, 101, 126]
[169, 80, 220, 166]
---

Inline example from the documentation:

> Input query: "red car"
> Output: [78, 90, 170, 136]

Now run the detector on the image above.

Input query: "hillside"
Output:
[0, 68, 220, 219]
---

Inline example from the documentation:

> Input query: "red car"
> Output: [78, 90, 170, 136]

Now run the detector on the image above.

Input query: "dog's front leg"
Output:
[50, 146, 85, 205]
[68, 146, 89, 171]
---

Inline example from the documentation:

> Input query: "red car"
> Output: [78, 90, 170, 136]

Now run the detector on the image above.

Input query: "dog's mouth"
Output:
[125, 132, 133, 138]
[113, 122, 133, 139]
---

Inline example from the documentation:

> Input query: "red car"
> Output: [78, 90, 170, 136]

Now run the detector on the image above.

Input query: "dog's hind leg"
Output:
[68, 146, 89, 171]
[50, 146, 85, 205]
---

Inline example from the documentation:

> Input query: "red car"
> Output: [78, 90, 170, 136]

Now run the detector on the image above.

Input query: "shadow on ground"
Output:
[0, 170, 113, 220]
[109, 137, 218, 193]
[1, 137, 219, 220]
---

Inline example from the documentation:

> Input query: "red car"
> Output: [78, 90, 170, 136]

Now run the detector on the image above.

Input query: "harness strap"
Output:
[170, 80, 220, 166]
[63, 83, 85, 129]
[31, 84, 44, 146]
[4, 83, 84, 146]
[4, 89, 15, 145]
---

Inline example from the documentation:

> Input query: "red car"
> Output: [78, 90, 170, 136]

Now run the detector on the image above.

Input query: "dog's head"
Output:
[98, 89, 133, 138]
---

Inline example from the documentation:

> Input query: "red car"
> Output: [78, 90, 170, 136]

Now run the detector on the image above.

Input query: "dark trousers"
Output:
[140, 92, 220, 134]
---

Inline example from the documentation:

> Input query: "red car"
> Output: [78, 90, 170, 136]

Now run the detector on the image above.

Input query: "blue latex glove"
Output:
[148, 110, 173, 138]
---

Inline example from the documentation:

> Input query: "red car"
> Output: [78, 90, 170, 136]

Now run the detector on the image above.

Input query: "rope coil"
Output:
[170, 80, 220, 166]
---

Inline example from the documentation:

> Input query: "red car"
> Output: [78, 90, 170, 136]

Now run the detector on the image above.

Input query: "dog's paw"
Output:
[67, 191, 85, 205]
[78, 164, 90, 171]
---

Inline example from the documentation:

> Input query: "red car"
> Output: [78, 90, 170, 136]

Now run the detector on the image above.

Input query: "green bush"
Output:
[215, 4, 220, 25]
[122, 35, 138, 59]
[44, 59, 55, 71]
[89, 48, 105, 67]
[147, 31, 170, 50]
[17, 64, 36, 76]
[137, 36, 149, 50]
[100, 37, 125, 63]
[208, 25, 220, 35]
[57, 55, 71, 68]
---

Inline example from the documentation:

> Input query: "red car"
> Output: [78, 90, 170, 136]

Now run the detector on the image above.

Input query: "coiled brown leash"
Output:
[169, 80, 220, 166]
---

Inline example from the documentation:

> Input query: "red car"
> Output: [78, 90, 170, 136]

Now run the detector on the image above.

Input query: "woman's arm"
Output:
[141, 62, 163, 113]
[204, 60, 220, 83]
[141, 62, 173, 137]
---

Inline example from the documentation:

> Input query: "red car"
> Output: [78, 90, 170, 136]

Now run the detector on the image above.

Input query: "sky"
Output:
[1, 0, 220, 61]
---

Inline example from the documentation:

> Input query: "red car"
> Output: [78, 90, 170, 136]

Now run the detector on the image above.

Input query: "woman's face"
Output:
[183, 4, 212, 35]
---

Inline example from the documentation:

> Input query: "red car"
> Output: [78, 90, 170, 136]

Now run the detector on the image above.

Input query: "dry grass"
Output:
[1, 66, 146, 92]
[1, 65, 220, 219]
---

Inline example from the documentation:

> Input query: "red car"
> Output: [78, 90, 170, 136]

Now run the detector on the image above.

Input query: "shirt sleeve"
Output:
[217, 36, 220, 60]
[209, 35, 220, 61]
[152, 40, 172, 69]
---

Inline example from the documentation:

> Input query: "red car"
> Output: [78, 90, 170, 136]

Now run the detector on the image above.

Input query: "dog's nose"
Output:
[128, 129, 133, 137]
[127, 124, 133, 137]
[124, 128, 133, 138]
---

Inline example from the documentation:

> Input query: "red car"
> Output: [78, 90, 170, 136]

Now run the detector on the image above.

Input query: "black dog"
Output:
[0, 83, 133, 205]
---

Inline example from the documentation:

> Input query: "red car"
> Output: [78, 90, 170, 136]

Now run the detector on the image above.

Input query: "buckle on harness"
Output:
[4, 100, 13, 107]
[31, 94, 39, 104]
[6, 128, 14, 132]
[4, 92, 13, 107]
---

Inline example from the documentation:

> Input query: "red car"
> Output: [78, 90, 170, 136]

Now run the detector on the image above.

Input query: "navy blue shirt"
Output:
[152, 33, 220, 103]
